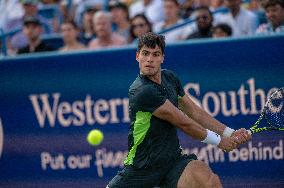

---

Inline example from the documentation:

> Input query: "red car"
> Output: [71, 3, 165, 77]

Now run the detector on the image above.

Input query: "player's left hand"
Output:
[231, 128, 251, 145]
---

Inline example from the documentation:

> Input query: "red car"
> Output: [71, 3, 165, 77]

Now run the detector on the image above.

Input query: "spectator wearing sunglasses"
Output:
[186, 6, 214, 39]
[128, 14, 152, 43]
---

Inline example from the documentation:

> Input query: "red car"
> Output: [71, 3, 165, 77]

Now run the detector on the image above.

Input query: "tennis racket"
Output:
[248, 87, 284, 135]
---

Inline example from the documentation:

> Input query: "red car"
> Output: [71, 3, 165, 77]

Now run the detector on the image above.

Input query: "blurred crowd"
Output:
[0, 0, 283, 56]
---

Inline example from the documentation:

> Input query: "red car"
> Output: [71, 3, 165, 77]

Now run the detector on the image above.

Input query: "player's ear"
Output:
[136, 52, 140, 62]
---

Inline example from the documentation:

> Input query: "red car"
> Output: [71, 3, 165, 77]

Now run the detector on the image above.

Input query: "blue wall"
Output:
[0, 35, 284, 187]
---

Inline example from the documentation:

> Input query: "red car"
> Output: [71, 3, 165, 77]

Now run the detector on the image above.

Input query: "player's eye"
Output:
[141, 51, 149, 56]
[153, 53, 161, 57]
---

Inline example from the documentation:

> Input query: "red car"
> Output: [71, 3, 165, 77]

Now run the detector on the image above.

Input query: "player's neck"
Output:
[147, 72, 161, 84]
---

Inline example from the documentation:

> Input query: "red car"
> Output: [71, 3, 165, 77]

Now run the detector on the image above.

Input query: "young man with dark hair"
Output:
[107, 32, 251, 188]
[17, 16, 54, 54]
[186, 6, 214, 39]
[256, 0, 284, 34]
[212, 23, 233, 38]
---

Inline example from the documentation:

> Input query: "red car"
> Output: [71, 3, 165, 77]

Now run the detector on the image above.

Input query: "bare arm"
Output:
[153, 99, 239, 151]
[178, 94, 227, 136]
[179, 95, 252, 146]
[153, 99, 207, 141]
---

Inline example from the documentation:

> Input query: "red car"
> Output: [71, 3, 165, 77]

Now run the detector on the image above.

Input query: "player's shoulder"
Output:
[129, 76, 160, 99]
[131, 81, 158, 94]
[162, 69, 179, 80]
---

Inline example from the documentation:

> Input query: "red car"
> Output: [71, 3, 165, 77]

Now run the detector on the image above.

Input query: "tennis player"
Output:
[107, 32, 251, 188]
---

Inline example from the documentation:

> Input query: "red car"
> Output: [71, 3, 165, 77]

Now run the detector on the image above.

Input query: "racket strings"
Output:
[265, 88, 284, 129]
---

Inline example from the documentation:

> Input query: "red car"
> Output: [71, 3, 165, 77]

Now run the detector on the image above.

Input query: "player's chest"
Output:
[160, 82, 178, 106]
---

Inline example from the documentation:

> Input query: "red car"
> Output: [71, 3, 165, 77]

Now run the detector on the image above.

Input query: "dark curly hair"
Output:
[137, 32, 166, 54]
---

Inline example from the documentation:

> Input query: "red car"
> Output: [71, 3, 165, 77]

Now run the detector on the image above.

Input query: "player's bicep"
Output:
[154, 99, 207, 140]
[179, 95, 193, 111]
[153, 99, 188, 128]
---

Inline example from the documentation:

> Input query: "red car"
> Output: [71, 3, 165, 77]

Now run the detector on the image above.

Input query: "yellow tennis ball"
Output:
[87, 129, 104, 146]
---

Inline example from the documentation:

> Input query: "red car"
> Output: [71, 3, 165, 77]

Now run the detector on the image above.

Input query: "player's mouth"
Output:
[145, 65, 154, 69]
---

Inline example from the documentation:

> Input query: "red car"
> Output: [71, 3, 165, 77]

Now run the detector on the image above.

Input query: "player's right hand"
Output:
[218, 136, 239, 152]
[231, 128, 252, 145]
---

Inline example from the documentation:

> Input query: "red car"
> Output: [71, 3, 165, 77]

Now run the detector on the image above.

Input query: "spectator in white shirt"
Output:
[153, 0, 185, 43]
[0, 0, 23, 30]
[129, 0, 165, 25]
[214, 0, 259, 37]
[256, 0, 284, 34]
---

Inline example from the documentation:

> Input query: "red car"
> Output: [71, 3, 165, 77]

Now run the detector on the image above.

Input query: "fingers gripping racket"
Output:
[248, 87, 284, 135]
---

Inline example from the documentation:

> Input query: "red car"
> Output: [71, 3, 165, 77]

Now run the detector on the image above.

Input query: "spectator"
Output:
[215, 0, 259, 37]
[17, 16, 54, 54]
[38, 0, 62, 33]
[186, 6, 214, 39]
[88, 11, 127, 49]
[108, 0, 131, 41]
[41, 0, 60, 4]
[61, 0, 103, 26]
[180, 0, 195, 19]
[210, 0, 225, 11]
[6, 0, 53, 52]
[129, 0, 165, 25]
[153, 0, 185, 43]
[212, 23, 232, 37]
[0, 0, 23, 30]
[59, 20, 85, 52]
[246, 0, 267, 25]
[5, 0, 52, 33]
[79, 6, 97, 45]
[195, 0, 211, 7]
[129, 14, 152, 43]
[256, 0, 284, 34]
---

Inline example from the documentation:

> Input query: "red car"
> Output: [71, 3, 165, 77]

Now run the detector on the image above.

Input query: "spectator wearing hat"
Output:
[256, 0, 284, 34]
[17, 16, 54, 54]
[88, 11, 127, 49]
[109, 0, 131, 41]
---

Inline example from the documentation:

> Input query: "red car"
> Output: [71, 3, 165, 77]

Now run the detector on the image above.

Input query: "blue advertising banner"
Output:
[0, 35, 284, 188]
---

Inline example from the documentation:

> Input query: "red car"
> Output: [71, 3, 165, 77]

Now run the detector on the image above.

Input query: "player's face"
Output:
[136, 45, 164, 76]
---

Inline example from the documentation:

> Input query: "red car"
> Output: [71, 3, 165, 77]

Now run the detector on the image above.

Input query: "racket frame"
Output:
[248, 87, 284, 135]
